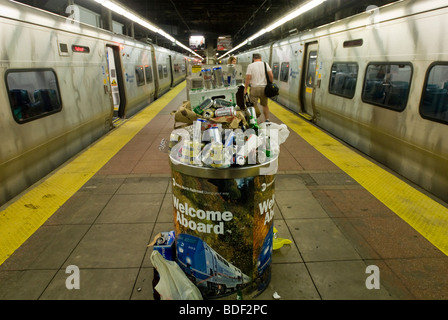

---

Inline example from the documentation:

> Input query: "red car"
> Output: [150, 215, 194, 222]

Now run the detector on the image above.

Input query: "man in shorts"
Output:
[243, 53, 274, 122]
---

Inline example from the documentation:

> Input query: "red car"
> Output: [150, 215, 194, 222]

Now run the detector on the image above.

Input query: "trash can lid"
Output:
[169, 155, 278, 179]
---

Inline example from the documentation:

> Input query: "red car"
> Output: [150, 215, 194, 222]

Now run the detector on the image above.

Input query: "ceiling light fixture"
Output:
[92, 0, 203, 60]
[218, 0, 327, 60]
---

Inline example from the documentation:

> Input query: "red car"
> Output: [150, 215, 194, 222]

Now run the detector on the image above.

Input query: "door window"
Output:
[420, 63, 448, 124]
[305, 51, 317, 88]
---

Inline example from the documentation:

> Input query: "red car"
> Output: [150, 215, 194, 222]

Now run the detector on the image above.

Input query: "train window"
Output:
[272, 63, 280, 80]
[135, 66, 145, 86]
[145, 65, 153, 83]
[163, 65, 168, 78]
[420, 63, 448, 124]
[6, 69, 62, 124]
[280, 62, 289, 82]
[329, 63, 358, 98]
[362, 63, 412, 111]
[305, 51, 317, 88]
[174, 64, 180, 74]
[158, 64, 163, 79]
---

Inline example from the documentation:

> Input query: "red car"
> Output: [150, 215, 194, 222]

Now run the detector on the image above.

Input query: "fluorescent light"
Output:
[102, 1, 127, 16]
[92, 0, 203, 60]
[158, 29, 176, 43]
[248, 29, 266, 42]
[266, 0, 326, 32]
[218, 0, 327, 60]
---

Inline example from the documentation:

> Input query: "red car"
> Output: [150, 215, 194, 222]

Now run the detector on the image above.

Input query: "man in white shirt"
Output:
[244, 53, 274, 122]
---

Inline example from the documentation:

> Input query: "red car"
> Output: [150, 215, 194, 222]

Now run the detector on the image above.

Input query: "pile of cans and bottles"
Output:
[162, 66, 289, 168]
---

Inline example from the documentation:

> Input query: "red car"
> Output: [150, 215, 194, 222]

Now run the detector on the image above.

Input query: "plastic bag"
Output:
[259, 122, 290, 144]
[150, 250, 203, 300]
[258, 122, 290, 155]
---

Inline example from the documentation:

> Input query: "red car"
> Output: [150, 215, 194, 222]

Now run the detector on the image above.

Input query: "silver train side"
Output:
[0, 1, 189, 206]
[236, 0, 448, 203]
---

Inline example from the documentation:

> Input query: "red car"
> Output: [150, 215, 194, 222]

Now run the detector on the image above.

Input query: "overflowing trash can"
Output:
[170, 153, 277, 299]
[152, 63, 290, 300]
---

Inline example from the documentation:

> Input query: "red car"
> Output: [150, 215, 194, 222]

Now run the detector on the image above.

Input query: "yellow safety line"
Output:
[0, 81, 186, 265]
[270, 101, 448, 256]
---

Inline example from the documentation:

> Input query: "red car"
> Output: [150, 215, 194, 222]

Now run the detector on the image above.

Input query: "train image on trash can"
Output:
[176, 233, 251, 298]
[257, 225, 273, 276]
[235, 0, 448, 204]
[0, 0, 193, 206]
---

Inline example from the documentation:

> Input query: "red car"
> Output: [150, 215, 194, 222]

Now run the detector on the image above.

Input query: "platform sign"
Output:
[217, 36, 232, 51]
[189, 36, 206, 50]
[171, 168, 274, 299]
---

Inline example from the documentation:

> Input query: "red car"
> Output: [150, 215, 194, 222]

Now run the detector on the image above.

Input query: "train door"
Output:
[106, 45, 125, 118]
[300, 42, 318, 120]
[150, 45, 159, 99]
[168, 55, 174, 87]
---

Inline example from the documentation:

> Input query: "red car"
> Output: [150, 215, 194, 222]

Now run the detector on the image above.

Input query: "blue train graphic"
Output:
[176, 233, 251, 297]
[257, 224, 273, 276]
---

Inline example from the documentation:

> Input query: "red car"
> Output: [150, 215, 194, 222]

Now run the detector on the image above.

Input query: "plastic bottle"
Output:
[202, 69, 213, 90]
[227, 64, 236, 86]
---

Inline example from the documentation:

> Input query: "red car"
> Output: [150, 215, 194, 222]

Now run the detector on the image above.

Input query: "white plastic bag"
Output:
[259, 122, 290, 144]
[150, 250, 203, 300]
[259, 122, 290, 155]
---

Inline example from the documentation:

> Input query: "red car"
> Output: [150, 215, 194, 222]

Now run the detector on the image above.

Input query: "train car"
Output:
[236, 0, 448, 203]
[0, 0, 188, 206]
[176, 233, 251, 298]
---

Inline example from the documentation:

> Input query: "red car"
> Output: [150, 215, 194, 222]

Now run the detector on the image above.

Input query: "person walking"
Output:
[243, 53, 274, 122]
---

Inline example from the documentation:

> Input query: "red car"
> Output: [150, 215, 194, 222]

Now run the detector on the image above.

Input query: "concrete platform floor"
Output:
[0, 86, 447, 300]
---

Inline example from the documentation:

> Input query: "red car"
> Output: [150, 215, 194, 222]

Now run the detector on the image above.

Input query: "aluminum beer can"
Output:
[193, 98, 213, 115]
[214, 99, 233, 108]
[203, 108, 215, 119]
[214, 107, 236, 117]
[196, 118, 209, 132]
[209, 126, 222, 144]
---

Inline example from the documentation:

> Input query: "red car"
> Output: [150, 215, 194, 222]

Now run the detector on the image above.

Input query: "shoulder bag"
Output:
[264, 62, 279, 98]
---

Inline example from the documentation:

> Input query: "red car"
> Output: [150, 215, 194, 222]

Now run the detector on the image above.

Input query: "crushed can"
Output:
[214, 98, 234, 108]
[193, 98, 213, 115]
[215, 106, 237, 117]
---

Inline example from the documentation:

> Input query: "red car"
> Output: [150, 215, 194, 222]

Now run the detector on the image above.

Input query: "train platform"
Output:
[0, 81, 447, 301]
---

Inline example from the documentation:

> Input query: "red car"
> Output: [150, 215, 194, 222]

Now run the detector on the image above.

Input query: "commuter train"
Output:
[0, 0, 190, 206]
[176, 233, 251, 298]
[236, 0, 448, 203]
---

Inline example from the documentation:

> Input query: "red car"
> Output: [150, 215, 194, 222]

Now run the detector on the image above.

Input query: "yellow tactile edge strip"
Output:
[0, 81, 186, 265]
[269, 101, 448, 256]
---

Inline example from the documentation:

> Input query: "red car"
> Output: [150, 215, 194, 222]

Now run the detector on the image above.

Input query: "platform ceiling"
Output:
[16, 0, 398, 56]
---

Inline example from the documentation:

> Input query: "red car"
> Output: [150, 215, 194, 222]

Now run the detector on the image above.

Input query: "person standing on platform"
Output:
[244, 53, 274, 122]
[228, 56, 237, 64]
